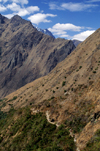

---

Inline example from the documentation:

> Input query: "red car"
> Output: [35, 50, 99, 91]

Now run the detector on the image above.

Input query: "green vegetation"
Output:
[76, 69, 79, 72]
[8, 96, 17, 102]
[53, 90, 55, 93]
[93, 71, 96, 73]
[0, 110, 7, 120]
[0, 107, 75, 151]
[0, 99, 3, 102]
[64, 99, 94, 133]
[56, 87, 59, 89]
[64, 90, 67, 93]
[83, 129, 100, 151]
[65, 116, 86, 133]
[62, 81, 66, 87]
[79, 66, 82, 69]
[71, 88, 74, 91]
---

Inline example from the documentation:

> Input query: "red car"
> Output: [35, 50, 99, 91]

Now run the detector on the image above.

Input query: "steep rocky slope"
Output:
[2, 28, 100, 150]
[0, 14, 75, 98]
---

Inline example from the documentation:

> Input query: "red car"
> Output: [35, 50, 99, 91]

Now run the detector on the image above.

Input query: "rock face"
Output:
[0, 14, 75, 97]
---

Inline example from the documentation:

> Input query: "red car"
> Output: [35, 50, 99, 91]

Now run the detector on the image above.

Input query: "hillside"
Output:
[0, 14, 75, 98]
[1, 27, 100, 150]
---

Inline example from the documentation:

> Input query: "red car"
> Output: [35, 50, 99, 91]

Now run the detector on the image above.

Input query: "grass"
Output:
[64, 99, 94, 133]
[83, 129, 100, 151]
[0, 107, 76, 151]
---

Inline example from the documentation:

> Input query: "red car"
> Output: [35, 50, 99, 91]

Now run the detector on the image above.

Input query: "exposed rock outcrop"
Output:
[0, 14, 75, 98]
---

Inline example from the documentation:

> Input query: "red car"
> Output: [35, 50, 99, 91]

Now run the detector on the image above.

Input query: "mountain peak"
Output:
[10, 15, 28, 24]
[36, 27, 55, 38]
[11, 15, 22, 20]
[0, 14, 7, 24]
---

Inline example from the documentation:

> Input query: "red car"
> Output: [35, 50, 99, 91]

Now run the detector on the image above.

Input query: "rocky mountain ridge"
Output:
[0, 14, 75, 98]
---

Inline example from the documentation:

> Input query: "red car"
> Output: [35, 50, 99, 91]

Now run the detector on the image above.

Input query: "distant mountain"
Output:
[0, 14, 75, 98]
[36, 27, 55, 38]
[72, 39, 82, 47]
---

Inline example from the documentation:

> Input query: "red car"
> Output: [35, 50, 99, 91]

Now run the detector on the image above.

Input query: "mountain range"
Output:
[0, 13, 100, 151]
[0, 14, 75, 98]
[36, 27, 82, 47]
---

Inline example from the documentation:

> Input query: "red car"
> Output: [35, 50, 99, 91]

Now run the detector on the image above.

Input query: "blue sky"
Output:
[0, 0, 100, 41]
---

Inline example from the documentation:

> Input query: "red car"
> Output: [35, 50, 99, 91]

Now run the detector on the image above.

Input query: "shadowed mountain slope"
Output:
[0, 14, 75, 98]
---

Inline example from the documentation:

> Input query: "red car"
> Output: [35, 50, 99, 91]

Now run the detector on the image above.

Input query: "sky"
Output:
[0, 0, 100, 41]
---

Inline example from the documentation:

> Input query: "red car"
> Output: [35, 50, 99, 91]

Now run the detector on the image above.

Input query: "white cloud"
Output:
[6, 3, 40, 17]
[11, 0, 28, 5]
[72, 30, 95, 41]
[0, 0, 8, 2]
[49, 2, 64, 10]
[0, 4, 7, 12]
[51, 23, 82, 32]
[7, 2, 21, 11]
[87, 0, 100, 2]
[60, 34, 69, 38]
[18, 6, 39, 16]
[62, 2, 97, 11]
[4, 14, 14, 18]
[26, 6, 40, 14]
[49, 2, 98, 11]
[48, 23, 82, 38]
[18, 9, 29, 16]
[28, 13, 57, 25]
[1, 0, 28, 5]
[48, 23, 95, 40]
[48, 23, 82, 37]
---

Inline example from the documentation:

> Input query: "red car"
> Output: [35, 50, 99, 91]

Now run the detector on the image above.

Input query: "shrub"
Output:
[93, 71, 96, 73]
[0, 107, 76, 151]
[53, 90, 55, 93]
[71, 88, 73, 91]
[13, 96, 17, 100]
[51, 96, 55, 99]
[64, 90, 67, 93]
[62, 81, 66, 87]
[79, 66, 82, 69]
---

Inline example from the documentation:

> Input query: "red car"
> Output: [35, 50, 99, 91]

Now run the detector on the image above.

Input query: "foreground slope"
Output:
[2, 22, 100, 151]
[0, 107, 75, 151]
[2, 27, 100, 150]
[0, 14, 75, 98]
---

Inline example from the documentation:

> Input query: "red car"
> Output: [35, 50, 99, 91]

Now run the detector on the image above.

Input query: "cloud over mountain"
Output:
[28, 13, 57, 25]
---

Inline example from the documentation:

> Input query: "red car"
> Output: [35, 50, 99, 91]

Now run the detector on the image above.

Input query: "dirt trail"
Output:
[31, 108, 79, 151]
[46, 110, 60, 127]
